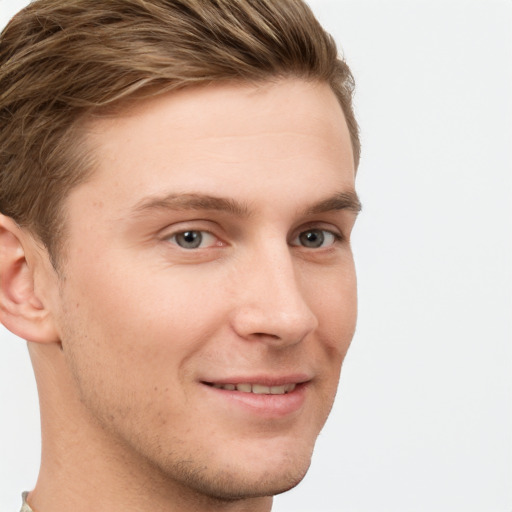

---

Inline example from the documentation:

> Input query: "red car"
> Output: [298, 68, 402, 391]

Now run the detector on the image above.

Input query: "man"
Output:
[0, 1, 361, 511]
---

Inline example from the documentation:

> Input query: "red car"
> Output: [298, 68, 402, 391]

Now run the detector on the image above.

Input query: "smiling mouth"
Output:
[204, 382, 297, 395]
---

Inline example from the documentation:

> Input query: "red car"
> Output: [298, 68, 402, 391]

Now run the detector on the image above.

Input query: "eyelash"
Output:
[166, 228, 343, 250]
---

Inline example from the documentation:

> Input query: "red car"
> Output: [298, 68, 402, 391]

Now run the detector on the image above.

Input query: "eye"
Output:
[292, 228, 340, 249]
[168, 230, 218, 249]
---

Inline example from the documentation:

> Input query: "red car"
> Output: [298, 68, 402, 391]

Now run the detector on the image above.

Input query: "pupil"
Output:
[300, 230, 324, 248]
[177, 231, 202, 248]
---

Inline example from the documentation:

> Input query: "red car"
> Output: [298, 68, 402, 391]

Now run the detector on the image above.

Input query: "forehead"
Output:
[87, 80, 352, 162]
[71, 79, 355, 219]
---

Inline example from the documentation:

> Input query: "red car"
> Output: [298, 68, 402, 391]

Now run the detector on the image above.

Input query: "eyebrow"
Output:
[131, 190, 361, 218]
[303, 191, 362, 215]
[132, 193, 251, 217]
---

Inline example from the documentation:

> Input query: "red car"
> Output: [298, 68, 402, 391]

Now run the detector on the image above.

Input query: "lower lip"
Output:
[202, 383, 308, 418]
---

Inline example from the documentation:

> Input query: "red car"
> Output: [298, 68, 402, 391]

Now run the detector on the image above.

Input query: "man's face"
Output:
[48, 79, 358, 499]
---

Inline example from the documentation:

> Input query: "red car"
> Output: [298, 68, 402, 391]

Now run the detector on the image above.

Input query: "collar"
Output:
[20, 492, 33, 512]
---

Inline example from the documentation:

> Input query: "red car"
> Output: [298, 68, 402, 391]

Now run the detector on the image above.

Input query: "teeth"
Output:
[252, 384, 271, 394]
[211, 383, 297, 394]
[284, 383, 296, 393]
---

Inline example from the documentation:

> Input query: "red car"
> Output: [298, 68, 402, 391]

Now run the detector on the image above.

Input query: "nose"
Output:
[230, 245, 319, 347]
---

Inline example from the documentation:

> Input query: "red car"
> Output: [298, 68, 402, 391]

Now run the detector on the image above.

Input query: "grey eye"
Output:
[298, 229, 325, 248]
[292, 229, 338, 249]
[174, 231, 203, 249]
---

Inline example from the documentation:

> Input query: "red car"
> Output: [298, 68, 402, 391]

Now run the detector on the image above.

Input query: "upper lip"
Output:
[201, 374, 312, 386]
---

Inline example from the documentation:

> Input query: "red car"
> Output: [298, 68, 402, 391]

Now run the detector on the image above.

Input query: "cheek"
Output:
[57, 269, 212, 434]
[309, 264, 357, 352]
[68, 260, 218, 340]
[58, 262, 229, 401]
[315, 270, 356, 409]
[302, 264, 356, 419]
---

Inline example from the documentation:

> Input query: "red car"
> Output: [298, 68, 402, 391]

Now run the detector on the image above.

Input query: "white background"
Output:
[1, 0, 511, 511]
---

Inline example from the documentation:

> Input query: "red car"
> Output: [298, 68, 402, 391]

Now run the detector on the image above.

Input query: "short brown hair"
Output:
[0, 0, 360, 265]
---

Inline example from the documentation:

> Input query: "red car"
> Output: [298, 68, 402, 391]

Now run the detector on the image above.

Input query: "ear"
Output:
[0, 214, 59, 343]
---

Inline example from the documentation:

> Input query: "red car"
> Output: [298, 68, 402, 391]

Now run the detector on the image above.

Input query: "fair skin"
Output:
[0, 79, 359, 512]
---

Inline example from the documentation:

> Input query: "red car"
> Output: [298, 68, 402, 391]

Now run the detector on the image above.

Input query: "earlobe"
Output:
[0, 215, 60, 344]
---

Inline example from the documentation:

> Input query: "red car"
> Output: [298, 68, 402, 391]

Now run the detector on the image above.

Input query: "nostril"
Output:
[252, 332, 280, 339]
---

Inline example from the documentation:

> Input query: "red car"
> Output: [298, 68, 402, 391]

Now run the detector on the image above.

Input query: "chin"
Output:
[153, 442, 314, 503]
[184, 457, 312, 501]
[210, 434, 316, 498]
